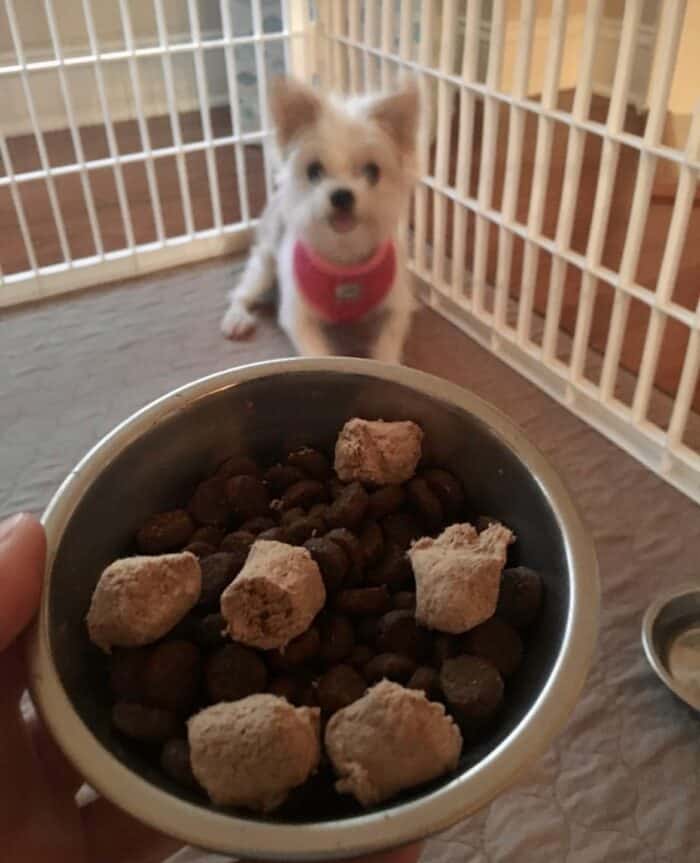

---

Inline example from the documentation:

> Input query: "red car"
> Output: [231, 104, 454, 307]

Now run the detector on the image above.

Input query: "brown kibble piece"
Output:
[198, 552, 245, 609]
[304, 537, 349, 593]
[239, 516, 277, 535]
[359, 521, 384, 565]
[137, 510, 195, 555]
[161, 738, 197, 789]
[325, 528, 364, 580]
[465, 617, 524, 677]
[183, 541, 217, 558]
[142, 640, 201, 714]
[205, 643, 268, 703]
[285, 516, 325, 545]
[281, 507, 306, 525]
[325, 482, 369, 530]
[217, 455, 261, 479]
[356, 616, 379, 645]
[281, 480, 328, 510]
[268, 676, 302, 704]
[393, 591, 416, 611]
[297, 681, 319, 708]
[407, 666, 441, 700]
[220, 530, 255, 554]
[366, 544, 410, 588]
[406, 477, 444, 531]
[366, 485, 406, 521]
[269, 626, 321, 670]
[382, 512, 422, 551]
[112, 702, 179, 743]
[257, 526, 289, 543]
[308, 503, 329, 522]
[191, 526, 225, 548]
[349, 644, 374, 668]
[317, 665, 366, 714]
[376, 610, 432, 661]
[432, 634, 457, 668]
[189, 477, 231, 526]
[287, 447, 331, 480]
[363, 653, 417, 684]
[440, 655, 504, 720]
[226, 475, 270, 523]
[334, 586, 391, 616]
[193, 613, 227, 650]
[110, 648, 147, 701]
[496, 566, 544, 629]
[422, 469, 464, 516]
[265, 463, 306, 494]
[319, 614, 355, 664]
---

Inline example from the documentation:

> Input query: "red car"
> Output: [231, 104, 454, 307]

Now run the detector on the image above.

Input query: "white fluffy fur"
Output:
[220, 77, 421, 363]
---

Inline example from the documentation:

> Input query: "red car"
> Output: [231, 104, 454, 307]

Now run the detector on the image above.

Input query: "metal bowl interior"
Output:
[642, 585, 700, 711]
[30, 358, 598, 861]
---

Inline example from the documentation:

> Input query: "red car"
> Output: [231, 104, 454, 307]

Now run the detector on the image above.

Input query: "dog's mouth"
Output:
[328, 213, 357, 234]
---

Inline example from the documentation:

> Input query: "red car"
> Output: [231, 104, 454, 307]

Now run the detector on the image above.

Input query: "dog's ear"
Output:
[368, 80, 420, 155]
[269, 77, 322, 150]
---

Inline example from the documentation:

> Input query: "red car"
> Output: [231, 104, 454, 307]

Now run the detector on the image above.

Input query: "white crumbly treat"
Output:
[86, 552, 201, 652]
[334, 418, 423, 485]
[220, 540, 325, 649]
[188, 695, 321, 811]
[409, 522, 513, 634]
[325, 680, 462, 806]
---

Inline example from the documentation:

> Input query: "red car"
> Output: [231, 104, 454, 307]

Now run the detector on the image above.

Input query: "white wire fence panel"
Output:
[0, 0, 307, 306]
[319, 0, 700, 505]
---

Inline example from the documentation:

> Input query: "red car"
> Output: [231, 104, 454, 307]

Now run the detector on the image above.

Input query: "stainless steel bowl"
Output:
[29, 358, 599, 861]
[642, 584, 700, 711]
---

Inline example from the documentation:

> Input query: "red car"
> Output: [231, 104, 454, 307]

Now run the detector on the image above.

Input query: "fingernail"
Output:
[0, 513, 27, 542]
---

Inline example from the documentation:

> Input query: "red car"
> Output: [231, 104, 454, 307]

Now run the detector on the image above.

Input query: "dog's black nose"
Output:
[330, 188, 355, 211]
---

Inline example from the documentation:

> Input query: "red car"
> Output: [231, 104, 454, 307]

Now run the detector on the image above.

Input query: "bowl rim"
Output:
[29, 357, 599, 861]
[641, 583, 700, 712]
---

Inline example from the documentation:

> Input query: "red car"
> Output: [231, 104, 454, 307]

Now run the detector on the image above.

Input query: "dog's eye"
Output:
[306, 160, 324, 183]
[363, 162, 380, 185]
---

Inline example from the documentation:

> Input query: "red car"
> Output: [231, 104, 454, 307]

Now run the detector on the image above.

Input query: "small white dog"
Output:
[220, 76, 420, 363]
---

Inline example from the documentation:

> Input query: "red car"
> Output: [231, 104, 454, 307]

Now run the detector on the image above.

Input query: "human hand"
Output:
[0, 513, 180, 863]
[0, 512, 422, 863]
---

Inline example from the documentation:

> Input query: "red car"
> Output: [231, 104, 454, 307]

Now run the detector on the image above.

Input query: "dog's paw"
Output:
[220, 304, 257, 339]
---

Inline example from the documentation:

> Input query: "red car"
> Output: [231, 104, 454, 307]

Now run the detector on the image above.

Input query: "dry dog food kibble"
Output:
[440, 655, 505, 721]
[205, 643, 268, 703]
[496, 566, 544, 629]
[88, 417, 546, 815]
[137, 510, 195, 555]
[161, 738, 197, 789]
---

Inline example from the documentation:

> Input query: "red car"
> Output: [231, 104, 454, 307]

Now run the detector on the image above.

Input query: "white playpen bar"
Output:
[0, 0, 308, 307]
[1, 1, 698, 505]
[319, 0, 700, 505]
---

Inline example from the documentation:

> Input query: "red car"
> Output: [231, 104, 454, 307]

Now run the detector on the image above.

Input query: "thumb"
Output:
[0, 513, 46, 651]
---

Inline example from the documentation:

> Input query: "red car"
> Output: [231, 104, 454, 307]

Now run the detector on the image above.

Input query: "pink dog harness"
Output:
[293, 240, 396, 324]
